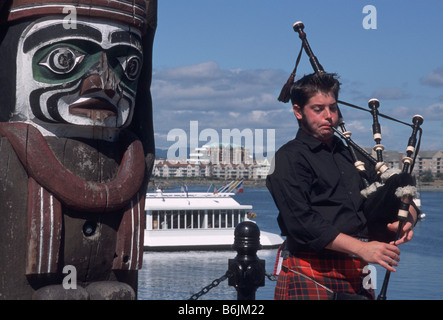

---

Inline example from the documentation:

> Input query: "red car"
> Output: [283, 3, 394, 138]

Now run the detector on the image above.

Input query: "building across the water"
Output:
[154, 143, 270, 180]
[154, 144, 443, 180]
[370, 149, 443, 177]
[153, 158, 271, 180]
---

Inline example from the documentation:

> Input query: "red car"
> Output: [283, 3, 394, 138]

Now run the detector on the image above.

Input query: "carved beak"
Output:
[69, 53, 120, 122]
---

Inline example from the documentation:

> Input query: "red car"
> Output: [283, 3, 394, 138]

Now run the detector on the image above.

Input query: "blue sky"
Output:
[151, 0, 443, 157]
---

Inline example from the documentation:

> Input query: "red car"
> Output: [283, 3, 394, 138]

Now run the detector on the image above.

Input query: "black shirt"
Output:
[266, 129, 376, 253]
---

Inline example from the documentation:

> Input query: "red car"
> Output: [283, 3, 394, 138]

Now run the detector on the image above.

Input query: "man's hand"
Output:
[387, 221, 414, 245]
[356, 241, 400, 273]
[387, 203, 418, 246]
[326, 233, 401, 272]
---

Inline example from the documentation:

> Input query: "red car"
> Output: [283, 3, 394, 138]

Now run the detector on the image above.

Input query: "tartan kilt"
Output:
[274, 251, 375, 300]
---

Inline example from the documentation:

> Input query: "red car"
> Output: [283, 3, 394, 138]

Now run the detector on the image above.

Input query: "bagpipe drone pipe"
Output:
[278, 21, 424, 299]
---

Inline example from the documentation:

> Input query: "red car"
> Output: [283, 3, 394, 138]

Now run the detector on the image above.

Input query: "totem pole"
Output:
[0, 0, 157, 299]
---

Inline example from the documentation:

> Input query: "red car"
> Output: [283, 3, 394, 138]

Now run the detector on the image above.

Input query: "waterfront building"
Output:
[153, 145, 443, 180]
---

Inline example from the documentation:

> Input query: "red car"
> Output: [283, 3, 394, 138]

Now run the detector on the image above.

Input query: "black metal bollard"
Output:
[228, 221, 265, 300]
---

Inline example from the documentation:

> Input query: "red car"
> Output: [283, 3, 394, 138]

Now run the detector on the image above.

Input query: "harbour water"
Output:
[138, 186, 443, 300]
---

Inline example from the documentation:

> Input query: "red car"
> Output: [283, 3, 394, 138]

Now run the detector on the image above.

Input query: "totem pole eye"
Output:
[39, 47, 85, 75]
[117, 55, 141, 81]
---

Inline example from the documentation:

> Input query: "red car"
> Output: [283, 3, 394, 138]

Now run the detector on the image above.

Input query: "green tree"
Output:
[421, 170, 434, 183]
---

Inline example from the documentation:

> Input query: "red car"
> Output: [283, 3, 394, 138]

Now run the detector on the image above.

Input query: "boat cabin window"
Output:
[151, 209, 247, 230]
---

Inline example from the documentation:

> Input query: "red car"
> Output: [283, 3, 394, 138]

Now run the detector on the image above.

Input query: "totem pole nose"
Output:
[80, 52, 118, 99]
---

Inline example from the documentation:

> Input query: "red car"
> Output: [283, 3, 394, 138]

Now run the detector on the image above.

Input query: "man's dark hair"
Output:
[290, 72, 341, 108]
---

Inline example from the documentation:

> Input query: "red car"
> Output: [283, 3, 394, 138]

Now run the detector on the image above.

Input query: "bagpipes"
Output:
[279, 21, 424, 300]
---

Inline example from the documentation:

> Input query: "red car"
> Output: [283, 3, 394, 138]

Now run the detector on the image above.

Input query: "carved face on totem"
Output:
[14, 17, 143, 129]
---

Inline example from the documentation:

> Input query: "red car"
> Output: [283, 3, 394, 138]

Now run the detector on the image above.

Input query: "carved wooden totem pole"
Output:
[0, 0, 157, 299]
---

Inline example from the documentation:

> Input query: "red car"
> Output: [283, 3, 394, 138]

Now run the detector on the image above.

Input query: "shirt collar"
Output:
[296, 128, 343, 151]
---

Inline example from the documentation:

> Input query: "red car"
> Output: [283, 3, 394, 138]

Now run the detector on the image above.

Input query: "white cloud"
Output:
[422, 103, 443, 119]
[370, 87, 407, 100]
[346, 120, 368, 133]
[150, 62, 442, 152]
[152, 62, 286, 108]
[151, 61, 291, 149]
[421, 67, 443, 87]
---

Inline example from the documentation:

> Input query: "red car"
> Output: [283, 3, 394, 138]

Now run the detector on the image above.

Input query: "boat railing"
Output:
[147, 192, 236, 199]
[149, 209, 248, 231]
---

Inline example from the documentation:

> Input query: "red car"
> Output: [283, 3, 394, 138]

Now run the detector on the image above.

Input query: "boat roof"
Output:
[145, 192, 252, 211]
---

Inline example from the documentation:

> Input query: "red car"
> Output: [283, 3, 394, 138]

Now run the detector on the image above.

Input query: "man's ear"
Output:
[293, 104, 303, 120]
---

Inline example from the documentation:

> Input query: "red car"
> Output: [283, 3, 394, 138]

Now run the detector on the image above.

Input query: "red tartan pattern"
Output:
[274, 251, 375, 300]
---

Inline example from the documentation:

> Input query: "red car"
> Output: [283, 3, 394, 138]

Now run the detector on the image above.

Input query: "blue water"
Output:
[138, 186, 443, 300]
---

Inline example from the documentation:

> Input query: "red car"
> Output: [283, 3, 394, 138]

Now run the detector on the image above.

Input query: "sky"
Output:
[151, 0, 443, 159]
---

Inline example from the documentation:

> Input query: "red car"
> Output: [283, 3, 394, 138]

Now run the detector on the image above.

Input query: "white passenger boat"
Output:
[143, 190, 284, 251]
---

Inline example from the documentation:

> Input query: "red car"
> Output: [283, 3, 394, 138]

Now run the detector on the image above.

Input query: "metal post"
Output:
[228, 221, 265, 300]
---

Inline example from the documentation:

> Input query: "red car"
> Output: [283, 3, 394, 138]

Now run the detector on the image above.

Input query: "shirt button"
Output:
[349, 191, 353, 195]
[341, 171, 345, 175]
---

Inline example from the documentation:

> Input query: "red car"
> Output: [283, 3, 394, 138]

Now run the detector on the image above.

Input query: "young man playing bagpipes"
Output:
[266, 72, 418, 300]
